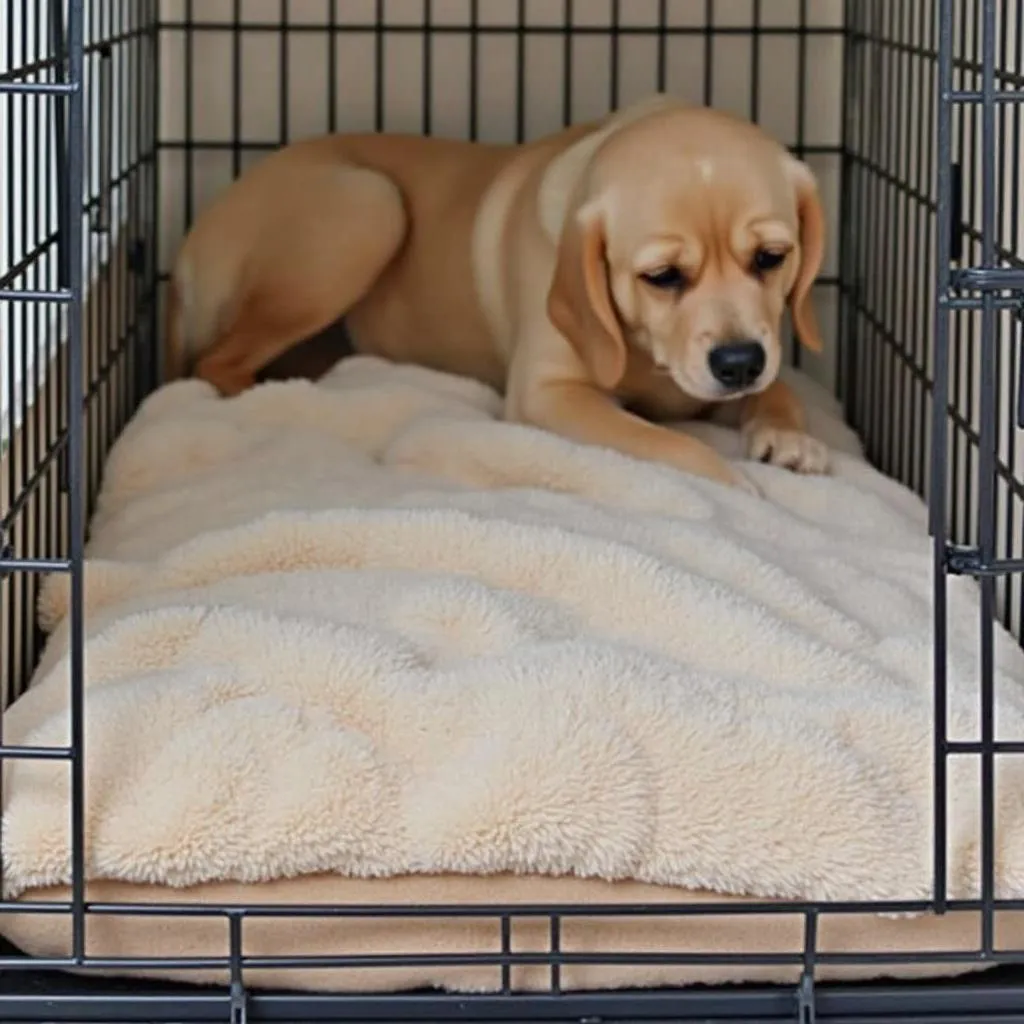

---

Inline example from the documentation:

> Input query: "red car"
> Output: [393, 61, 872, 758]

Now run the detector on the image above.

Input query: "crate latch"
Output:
[228, 912, 247, 1024]
[946, 545, 982, 575]
[229, 978, 247, 1024]
[797, 968, 816, 1024]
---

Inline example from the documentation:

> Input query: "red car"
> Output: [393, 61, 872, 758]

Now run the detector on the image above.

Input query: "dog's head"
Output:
[546, 104, 825, 400]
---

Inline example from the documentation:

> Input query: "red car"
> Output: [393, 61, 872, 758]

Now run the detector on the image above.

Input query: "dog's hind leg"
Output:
[169, 153, 407, 396]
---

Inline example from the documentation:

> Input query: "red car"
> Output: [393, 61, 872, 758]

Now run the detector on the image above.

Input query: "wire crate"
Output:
[2, 1, 1024, 1021]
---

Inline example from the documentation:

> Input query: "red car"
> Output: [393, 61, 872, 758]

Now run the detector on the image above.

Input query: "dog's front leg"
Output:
[512, 376, 760, 494]
[737, 378, 830, 474]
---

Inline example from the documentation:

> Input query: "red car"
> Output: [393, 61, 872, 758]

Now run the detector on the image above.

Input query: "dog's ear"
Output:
[546, 202, 627, 389]
[786, 159, 826, 354]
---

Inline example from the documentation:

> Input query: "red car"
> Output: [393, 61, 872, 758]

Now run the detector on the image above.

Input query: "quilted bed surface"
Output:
[5, 356, 1024, 907]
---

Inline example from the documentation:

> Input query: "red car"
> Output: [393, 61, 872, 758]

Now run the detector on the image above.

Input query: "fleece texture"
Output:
[5, 356, 1024, 917]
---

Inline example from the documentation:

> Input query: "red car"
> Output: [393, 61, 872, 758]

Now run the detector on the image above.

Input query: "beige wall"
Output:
[156, 0, 846, 392]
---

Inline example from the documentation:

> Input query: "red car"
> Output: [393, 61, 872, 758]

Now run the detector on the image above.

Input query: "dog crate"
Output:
[2, 0, 1024, 1021]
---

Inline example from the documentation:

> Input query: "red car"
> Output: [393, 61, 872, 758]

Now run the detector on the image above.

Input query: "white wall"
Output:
[0, 1, 133, 446]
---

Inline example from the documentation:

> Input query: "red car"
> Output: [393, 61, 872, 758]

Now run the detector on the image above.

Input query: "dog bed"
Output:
[4, 355, 1024, 993]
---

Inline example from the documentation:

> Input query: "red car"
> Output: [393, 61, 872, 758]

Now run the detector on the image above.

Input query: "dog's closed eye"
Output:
[640, 266, 688, 291]
[751, 248, 787, 275]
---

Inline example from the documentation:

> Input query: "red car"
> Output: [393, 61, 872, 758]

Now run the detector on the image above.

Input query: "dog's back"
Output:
[166, 122, 603, 394]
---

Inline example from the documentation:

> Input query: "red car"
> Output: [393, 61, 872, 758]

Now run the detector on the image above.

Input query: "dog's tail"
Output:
[162, 138, 408, 390]
[163, 242, 242, 384]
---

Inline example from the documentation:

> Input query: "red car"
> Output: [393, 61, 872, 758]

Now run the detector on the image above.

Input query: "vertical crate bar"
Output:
[977, 0, 998, 954]
[837, 0, 860, 425]
[144, 0, 161, 395]
[930, 0, 955, 912]
[791, 0, 808, 371]
[63, 0, 88, 961]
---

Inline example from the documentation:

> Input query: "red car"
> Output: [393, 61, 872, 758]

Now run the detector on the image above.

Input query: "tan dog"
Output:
[168, 95, 830, 491]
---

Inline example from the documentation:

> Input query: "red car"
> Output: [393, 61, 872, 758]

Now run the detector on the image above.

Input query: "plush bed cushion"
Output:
[5, 356, 1024, 992]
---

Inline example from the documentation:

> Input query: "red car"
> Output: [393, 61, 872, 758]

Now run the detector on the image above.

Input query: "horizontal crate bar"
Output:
[238, 949, 1012, 970]
[0, 58, 62, 82]
[0, 232, 61, 291]
[221, 985, 1024, 1022]
[0, 81, 76, 96]
[947, 90, 1024, 104]
[0, 745, 73, 761]
[947, 295, 1024, 311]
[158, 20, 846, 37]
[956, 558, 1024, 577]
[156, 138, 845, 158]
[1, 432, 70, 531]
[0, 948, 1014, 974]
[0, 989, 801, 1024]
[946, 547, 1024, 577]
[0, 900, 71, 914]
[0, 288, 72, 303]
[951, 268, 1024, 291]
[0, 958, 79, 971]
[0, 953, 801, 973]
[56, 901, 806, 920]
[10, 983, 1024, 1024]
[0, 557, 72, 574]
[948, 740, 1024, 754]
[0, 896, 1017, 920]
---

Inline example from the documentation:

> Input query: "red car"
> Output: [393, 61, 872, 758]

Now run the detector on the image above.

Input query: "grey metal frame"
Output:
[2, 1, 1024, 1021]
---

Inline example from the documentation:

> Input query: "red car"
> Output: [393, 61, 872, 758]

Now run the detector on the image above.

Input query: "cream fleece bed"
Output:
[4, 355, 1024, 993]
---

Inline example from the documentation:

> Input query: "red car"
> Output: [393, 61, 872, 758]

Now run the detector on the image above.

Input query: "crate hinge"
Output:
[228, 910, 247, 1024]
[946, 545, 982, 575]
[951, 267, 1024, 291]
[797, 968, 816, 1024]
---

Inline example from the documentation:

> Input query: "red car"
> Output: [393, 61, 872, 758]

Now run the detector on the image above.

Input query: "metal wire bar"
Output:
[62, 0, 87, 964]
[931, 0, 955, 917]
[977, 0, 999, 957]
[155, 21, 848, 39]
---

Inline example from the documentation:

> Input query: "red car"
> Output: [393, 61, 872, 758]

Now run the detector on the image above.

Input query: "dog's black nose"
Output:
[707, 340, 766, 391]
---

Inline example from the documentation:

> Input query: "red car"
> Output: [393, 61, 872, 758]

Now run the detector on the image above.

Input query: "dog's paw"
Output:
[744, 423, 830, 475]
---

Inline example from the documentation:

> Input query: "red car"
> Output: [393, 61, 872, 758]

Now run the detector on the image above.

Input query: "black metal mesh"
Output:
[2, 1, 1024, 1021]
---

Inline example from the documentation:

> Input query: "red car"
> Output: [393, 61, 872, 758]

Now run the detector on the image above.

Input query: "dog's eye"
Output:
[640, 266, 687, 290]
[752, 249, 786, 274]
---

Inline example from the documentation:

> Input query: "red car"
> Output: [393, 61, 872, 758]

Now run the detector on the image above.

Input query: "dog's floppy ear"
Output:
[546, 202, 627, 390]
[786, 159, 826, 354]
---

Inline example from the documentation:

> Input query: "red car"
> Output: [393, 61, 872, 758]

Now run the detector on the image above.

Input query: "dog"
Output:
[167, 95, 830, 492]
